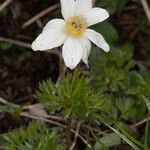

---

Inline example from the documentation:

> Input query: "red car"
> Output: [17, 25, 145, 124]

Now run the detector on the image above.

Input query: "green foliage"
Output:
[90, 129, 109, 150]
[96, 0, 127, 14]
[94, 133, 121, 149]
[0, 104, 18, 114]
[1, 0, 150, 149]
[90, 44, 135, 91]
[1, 122, 63, 150]
[92, 21, 119, 44]
[0, 43, 12, 51]
[89, 44, 150, 121]
[36, 70, 109, 122]
[104, 123, 142, 150]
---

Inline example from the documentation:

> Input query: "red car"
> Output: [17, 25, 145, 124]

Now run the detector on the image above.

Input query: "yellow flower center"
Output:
[66, 16, 88, 37]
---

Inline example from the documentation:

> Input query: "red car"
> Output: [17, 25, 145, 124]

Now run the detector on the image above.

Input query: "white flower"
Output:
[32, 0, 110, 69]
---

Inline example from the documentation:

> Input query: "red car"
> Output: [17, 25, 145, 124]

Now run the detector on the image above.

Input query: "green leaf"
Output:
[104, 123, 141, 150]
[90, 129, 109, 150]
[2, 122, 64, 150]
[96, 0, 127, 14]
[117, 125, 149, 150]
[140, 71, 150, 85]
[95, 133, 121, 149]
[143, 96, 150, 112]
[92, 21, 118, 44]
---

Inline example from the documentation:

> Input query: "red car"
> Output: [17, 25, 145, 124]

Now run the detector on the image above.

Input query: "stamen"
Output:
[66, 16, 88, 37]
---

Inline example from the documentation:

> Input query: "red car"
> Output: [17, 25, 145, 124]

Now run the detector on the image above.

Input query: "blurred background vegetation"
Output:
[0, 0, 150, 149]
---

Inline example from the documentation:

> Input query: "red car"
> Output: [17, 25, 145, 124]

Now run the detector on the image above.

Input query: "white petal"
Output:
[75, 0, 92, 16]
[81, 38, 91, 64]
[60, 0, 75, 20]
[43, 19, 65, 31]
[85, 8, 109, 26]
[62, 37, 84, 69]
[32, 29, 68, 51]
[84, 29, 110, 52]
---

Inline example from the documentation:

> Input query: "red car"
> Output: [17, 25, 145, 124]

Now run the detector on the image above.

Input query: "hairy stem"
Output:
[56, 50, 66, 86]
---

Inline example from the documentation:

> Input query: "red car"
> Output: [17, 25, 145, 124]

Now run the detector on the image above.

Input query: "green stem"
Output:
[56, 50, 66, 86]
[60, 56, 65, 79]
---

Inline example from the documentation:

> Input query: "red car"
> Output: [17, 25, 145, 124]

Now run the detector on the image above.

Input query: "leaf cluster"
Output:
[36, 70, 109, 122]
[1, 122, 63, 150]
[90, 43, 150, 121]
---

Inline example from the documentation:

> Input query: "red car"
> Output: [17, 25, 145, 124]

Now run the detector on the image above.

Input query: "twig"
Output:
[25, 103, 110, 136]
[0, 36, 31, 49]
[23, 103, 110, 136]
[0, 0, 13, 12]
[141, 0, 150, 23]
[70, 123, 81, 150]
[0, 97, 18, 108]
[0, 97, 91, 148]
[0, 98, 63, 122]
[36, 19, 43, 28]
[0, 98, 127, 136]
[22, 4, 59, 29]
[71, 129, 92, 148]
[24, 103, 64, 122]
[136, 61, 147, 70]
[131, 117, 150, 128]
[0, 98, 108, 137]
[21, 112, 65, 127]
[21, 112, 91, 148]
[82, 124, 110, 135]
[23, 103, 44, 110]
[15, 95, 33, 103]
[23, 103, 111, 135]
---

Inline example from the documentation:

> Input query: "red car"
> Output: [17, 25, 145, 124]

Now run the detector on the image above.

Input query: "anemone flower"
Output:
[32, 0, 110, 69]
